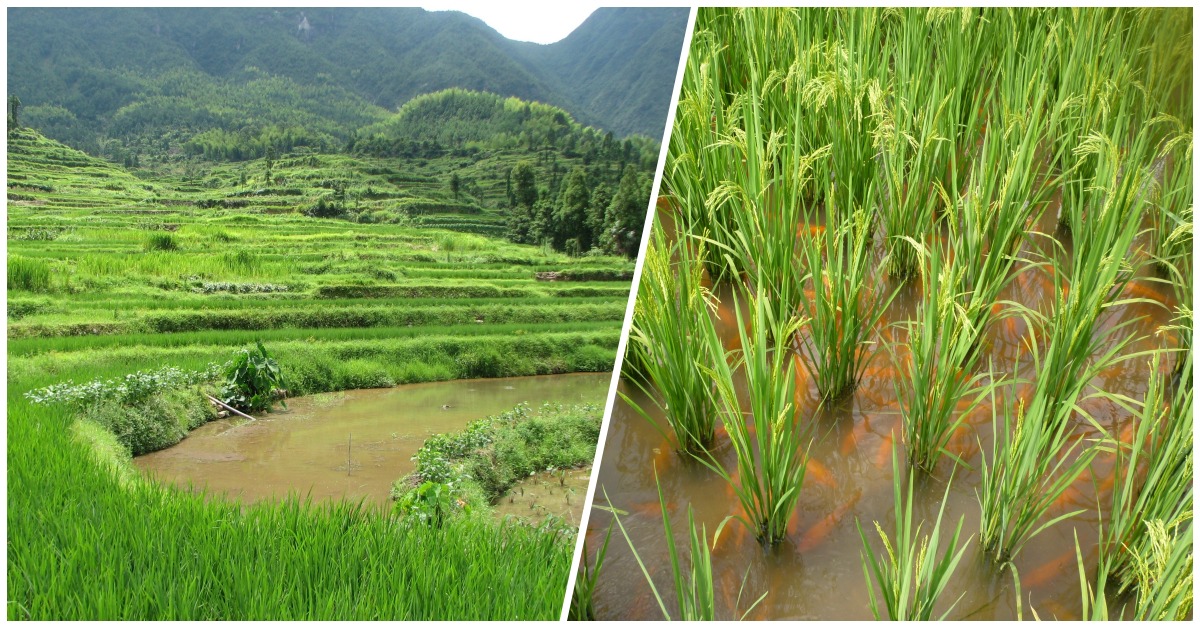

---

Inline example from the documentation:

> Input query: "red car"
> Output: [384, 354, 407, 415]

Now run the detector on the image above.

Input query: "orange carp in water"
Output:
[797, 489, 863, 552]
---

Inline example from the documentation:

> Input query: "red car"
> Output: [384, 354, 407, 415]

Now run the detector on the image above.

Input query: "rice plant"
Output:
[976, 375, 1098, 563]
[622, 220, 718, 455]
[7, 255, 52, 292]
[1097, 352, 1193, 593]
[892, 245, 996, 473]
[602, 478, 765, 621]
[795, 199, 895, 402]
[696, 285, 811, 545]
[1128, 519, 1194, 620]
[1148, 116, 1193, 276]
[144, 232, 179, 251]
[569, 522, 613, 621]
[857, 448, 971, 620]
[871, 11, 952, 281]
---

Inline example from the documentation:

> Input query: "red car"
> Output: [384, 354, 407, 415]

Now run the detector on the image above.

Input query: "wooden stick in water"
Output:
[205, 394, 256, 422]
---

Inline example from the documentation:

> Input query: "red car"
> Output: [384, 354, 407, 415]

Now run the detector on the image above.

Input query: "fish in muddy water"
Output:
[1022, 545, 1091, 589]
[796, 489, 862, 552]
[874, 433, 894, 468]
[806, 458, 836, 488]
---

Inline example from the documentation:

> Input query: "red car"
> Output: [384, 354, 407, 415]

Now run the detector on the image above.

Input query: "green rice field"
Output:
[7, 128, 634, 619]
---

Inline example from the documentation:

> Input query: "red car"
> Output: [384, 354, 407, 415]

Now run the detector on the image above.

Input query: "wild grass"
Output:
[857, 449, 971, 620]
[622, 221, 718, 455]
[795, 200, 895, 402]
[696, 285, 811, 545]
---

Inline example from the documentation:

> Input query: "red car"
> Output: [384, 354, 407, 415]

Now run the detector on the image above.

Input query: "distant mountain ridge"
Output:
[7, 7, 688, 155]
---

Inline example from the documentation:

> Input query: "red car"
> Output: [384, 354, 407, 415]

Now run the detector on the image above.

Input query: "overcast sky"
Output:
[420, 2, 602, 44]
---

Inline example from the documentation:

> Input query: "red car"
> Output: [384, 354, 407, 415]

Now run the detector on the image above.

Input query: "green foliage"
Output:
[220, 342, 287, 413]
[398, 402, 601, 509]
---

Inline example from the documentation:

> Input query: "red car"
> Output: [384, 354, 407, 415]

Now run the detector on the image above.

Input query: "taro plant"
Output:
[622, 220, 718, 455]
[795, 199, 896, 401]
[394, 481, 468, 529]
[857, 448, 971, 620]
[696, 284, 812, 545]
[221, 341, 288, 413]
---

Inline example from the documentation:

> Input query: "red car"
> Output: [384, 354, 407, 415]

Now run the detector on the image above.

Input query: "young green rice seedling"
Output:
[892, 244, 996, 473]
[622, 220, 718, 455]
[795, 195, 896, 402]
[857, 447, 971, 620]
[697, 284, 812, 545]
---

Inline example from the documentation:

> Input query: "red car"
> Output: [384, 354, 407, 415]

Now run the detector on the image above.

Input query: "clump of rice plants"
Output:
[857, 449, 971, 620]
[892, 245, 995, 472]
[795, 200, 895, 402]
[697, 285, 811, 545]
[7, 255, 52, 292]
[1097, 353, 1193, 594]
[144, 232, 179, 251]
[976, 376, 1098, 564]
[623, 220, 718, 455]
[1148, 117, 1193, 275]
[871, 10, 952, 281]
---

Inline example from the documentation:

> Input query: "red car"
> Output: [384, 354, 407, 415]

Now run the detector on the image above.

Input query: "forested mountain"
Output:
[7, 7, 687, 157]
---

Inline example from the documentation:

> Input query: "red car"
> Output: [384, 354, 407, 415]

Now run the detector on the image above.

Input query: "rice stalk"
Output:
[622, 220, 718, 455]
[892, 244, 997, 473]
[696, 284, 811, 545]
[857, 448, 971, 620]
[795, 199, 896, 402]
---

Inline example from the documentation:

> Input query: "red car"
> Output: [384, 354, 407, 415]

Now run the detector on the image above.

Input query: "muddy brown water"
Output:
[583, 199, 1184, 620]
[135, 373, 609, 509]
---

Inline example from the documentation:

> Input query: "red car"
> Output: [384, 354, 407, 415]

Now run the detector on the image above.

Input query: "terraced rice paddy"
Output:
[7, 129, 633, 619]
[579, 7, 1192, 621]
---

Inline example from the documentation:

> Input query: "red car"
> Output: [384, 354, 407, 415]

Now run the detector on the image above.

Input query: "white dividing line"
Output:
[559, 5, 698, 621]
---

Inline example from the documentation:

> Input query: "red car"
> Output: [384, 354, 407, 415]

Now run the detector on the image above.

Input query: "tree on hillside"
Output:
[586, 185, 613, 254]
[605, 165, 650, 258]
[8, 95, 21, 130]
[449, 172, 461, 200]
[554, 166, 591, 253]
[506, 161, 539, 244]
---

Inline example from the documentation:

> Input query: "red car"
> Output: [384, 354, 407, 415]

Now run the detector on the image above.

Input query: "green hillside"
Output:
[7, 6, 687, 155]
